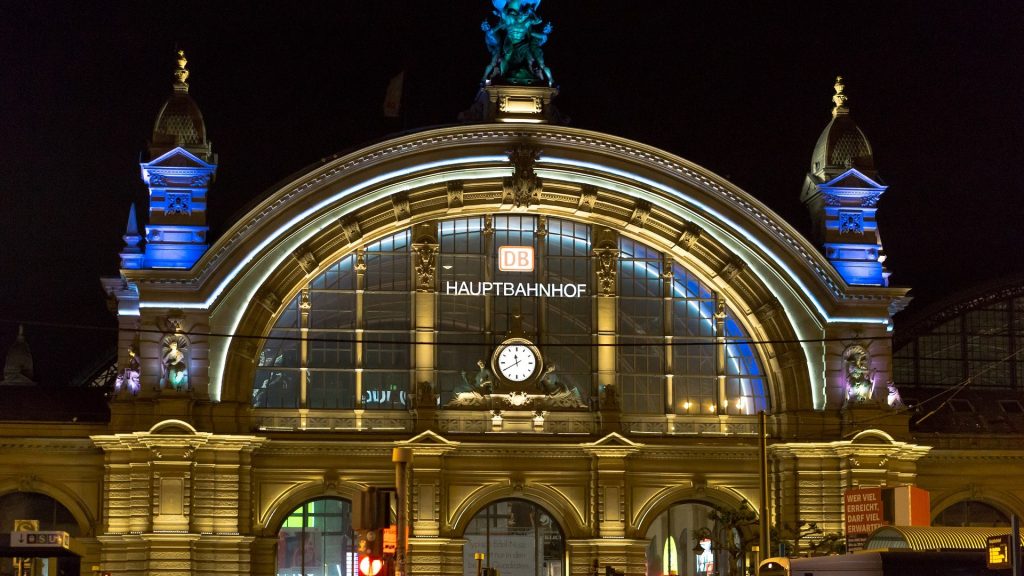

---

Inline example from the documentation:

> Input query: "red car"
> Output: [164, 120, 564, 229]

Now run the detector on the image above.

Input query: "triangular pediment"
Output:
[821, 167, 885, 191]
[403, 429, 458, 446]
[144, 146, 215, 170]
[584, 432, 643, 449]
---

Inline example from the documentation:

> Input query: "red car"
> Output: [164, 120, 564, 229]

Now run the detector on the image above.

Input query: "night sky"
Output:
[2, 1, 1022, 386]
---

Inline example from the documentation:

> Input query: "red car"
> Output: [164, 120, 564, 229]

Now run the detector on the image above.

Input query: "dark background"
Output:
[2, 1, 1023, 385]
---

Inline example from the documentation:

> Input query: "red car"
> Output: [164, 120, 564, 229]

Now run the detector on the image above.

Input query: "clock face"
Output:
[496, 344, 538, 382]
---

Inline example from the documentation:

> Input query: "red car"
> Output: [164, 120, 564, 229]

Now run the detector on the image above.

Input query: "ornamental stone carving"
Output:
[755, 298, 783, 322]
[629, 199, 651, 228]
[446, 180, 464, 208]
[257, 291, 281, 314]
[718, 257, 745, 282]
[413, 243, 438, 292]
[292, 249, 318, 275]
[341, 218, 362, 243]
[165, 192, 191, 215]
[392, 191, 411, 221]
[678, 222, 702, 251]
[838, 210, 864, 234]
[594, 246, 619, 297]
[507, 146, 542, 208]
[354, 249, 367, 273]
[578, 184, 597, 213]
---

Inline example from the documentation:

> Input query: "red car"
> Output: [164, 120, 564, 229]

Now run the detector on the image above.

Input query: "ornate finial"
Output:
[831, 75, 849, 117]
[173, 49, 190, 91]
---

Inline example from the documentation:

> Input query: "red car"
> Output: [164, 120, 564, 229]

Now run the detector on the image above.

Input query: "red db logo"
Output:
[499, 246, 534, 272]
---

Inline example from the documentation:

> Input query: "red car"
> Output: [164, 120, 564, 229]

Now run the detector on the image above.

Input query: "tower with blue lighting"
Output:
[137, 50, 217, 269]
[801, 77, 890, 286]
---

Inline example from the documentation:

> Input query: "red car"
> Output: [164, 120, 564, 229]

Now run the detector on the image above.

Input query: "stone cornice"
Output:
[91, 431, 267, 453]
[770, 437, 932, 461]
[251, 437, 762, 462]
[0, 438, 100, 454]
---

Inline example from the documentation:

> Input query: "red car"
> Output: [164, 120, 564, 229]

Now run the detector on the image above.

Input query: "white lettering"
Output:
[443, 282, 590, 297]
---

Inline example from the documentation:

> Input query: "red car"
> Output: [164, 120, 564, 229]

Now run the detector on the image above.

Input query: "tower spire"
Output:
[139, 48, 217, 269]
[2, 324, 35, 385]
[800, 76, 890, 287]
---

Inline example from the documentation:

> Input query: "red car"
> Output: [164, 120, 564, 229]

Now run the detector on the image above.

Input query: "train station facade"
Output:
[2, 18, 1023, 576]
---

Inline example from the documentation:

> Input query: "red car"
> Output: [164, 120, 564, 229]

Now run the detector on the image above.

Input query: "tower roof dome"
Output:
[810, 77, 875, 179]
[3, 325, 35, 385]
[149, 50, 212, 161]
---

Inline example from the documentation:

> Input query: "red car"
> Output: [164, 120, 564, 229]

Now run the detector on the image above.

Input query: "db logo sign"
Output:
[499, 246, 534, 272]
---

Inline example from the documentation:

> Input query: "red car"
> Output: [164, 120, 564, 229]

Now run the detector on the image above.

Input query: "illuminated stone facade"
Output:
[1, 60, 1022, 576]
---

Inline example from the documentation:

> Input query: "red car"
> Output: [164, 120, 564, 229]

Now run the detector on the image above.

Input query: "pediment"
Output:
[821, 168, 885, 191]
[402, 429, 459, 447]
[144, 147, 215, 170]
[583, 432, 643, 449]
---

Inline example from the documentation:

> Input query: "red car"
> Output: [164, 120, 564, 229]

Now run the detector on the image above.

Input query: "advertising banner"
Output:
[845, 487, 887, 552]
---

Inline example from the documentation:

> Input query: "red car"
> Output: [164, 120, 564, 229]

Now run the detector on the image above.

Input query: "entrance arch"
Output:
[0, 491, 82, 536]
[273, 497, 354, 576]
[463, 498, 566, 576]
[644, 501, 754, 576]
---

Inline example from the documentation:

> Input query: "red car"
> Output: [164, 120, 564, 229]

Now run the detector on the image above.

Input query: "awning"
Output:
[865, 526, 1023, 551]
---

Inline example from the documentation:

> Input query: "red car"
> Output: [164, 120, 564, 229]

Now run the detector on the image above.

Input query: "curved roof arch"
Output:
[124, 124, 905, 406]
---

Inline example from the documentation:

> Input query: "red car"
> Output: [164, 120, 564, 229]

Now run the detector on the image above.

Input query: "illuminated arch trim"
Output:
[448, 482, 585, 539]
[126, 126, 904, 407]
[632, 484, 755, 537]
[217, 186, 800, 409]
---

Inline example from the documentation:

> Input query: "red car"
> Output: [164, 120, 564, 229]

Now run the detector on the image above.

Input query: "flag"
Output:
[383, 71, 404, 118]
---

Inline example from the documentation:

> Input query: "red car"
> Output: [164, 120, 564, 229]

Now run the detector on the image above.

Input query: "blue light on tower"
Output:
[137, 50, 217, 270]
[801, 77, 890, 287]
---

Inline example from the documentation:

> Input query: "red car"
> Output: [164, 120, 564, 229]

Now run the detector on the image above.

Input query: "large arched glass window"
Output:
[618, 240, 766, 415]
[252, 215, 766, 414]
[276, 498, 354, 576]
[463, 499, 565, 576]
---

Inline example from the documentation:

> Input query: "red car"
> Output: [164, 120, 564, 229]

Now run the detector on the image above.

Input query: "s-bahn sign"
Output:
[9, 531, 70, 549]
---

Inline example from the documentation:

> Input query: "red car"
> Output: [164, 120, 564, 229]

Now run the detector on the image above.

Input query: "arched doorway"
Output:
[463, 499, 565, 576]
[0, 492, 80, 535]
[933, 500, 1011, 527]
[275, 497, 354, 576]
[645, 502, 749, 576]
[0, 492, 82, 576]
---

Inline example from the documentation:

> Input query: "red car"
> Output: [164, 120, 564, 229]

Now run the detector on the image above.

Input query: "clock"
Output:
[492, 338, 542, 383]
